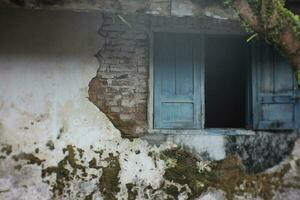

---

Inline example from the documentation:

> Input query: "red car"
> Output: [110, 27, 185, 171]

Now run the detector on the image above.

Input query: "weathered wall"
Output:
[0, 8, 172, 200]
[1, 0, 298, 19]
[0, 7, 300, 200]
[0, 0, 237, 19]
[88, 14, 150, 137]
[0, 7, 229, 162]
[0, 8, 227, 200]
[0, 8, 111, 147]
[89, 13, 244, 137]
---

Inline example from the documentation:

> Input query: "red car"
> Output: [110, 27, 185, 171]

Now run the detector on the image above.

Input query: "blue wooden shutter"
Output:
[252, 40, 300, 130]
[153, 33, 203, 129]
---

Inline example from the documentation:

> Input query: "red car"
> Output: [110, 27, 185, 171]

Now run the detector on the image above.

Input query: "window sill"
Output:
[147, 128, 256, 136]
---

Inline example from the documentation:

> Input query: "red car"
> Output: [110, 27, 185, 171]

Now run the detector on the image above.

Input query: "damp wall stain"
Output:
[0, 8, 113, 145]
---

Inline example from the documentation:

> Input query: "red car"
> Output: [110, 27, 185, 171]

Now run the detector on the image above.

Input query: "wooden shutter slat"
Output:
[252, 40, 300, 130]
[153, 33, 203, 129]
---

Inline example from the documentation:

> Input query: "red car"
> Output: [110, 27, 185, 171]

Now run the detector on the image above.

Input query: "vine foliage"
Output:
[194, 0, 300, 86]
[232, 0, 300, 86]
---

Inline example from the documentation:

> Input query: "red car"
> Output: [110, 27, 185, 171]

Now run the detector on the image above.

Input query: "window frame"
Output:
[148, 31, 256, 135]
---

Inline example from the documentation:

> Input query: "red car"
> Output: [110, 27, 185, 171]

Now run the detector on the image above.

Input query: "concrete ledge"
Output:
[147, 128, 256, 136]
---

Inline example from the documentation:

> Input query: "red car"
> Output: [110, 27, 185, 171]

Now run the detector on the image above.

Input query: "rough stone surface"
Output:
[1, 0, 299, 19]
[225, 132, 299, 173]
[0, 0, 237, 19]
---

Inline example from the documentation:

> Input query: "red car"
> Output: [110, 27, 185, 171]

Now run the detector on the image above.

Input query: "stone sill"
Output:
[147, 128, 256, 136]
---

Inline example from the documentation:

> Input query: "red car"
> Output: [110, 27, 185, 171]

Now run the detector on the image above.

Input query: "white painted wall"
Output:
[0, 8, 118, 148]
[0, 7, 226, 160]
[0, 9, 163, 200]
[2, 7, 298, 200]
[0, 8, 225, 200]
[0, 9, 124, 200]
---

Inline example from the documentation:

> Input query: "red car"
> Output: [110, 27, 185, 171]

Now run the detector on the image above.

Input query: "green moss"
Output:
[126, 183, 138, 200]
[296, 158, 300, 167]
[223, 0, 300, 87]
[14, 164, 22, 170]
[275, 0, 300, 37]
[84, 191, 95, 200]
[297, 69, 300, 87]
[89, 158, 101, 169]
[46, 140, 55, 150]
[1, 144, 12, 155]
[164, 184, 180, 199]
[161, 148, 212, 199]
[99, 153, 121, 200]
[62, 145, 86, 175]
[161, 148, 298, 200]
[94, 149, 104, 158]
[77, 148, 84, 159]
[147, 151, 153, 157]
[0, 189, 10, 193]
[42, 145, 86, 196]
[12, 153, 45, 165]
[135, 150, 140, 154]
[256, 0, 300, 86]
[42, 165, 70, 195]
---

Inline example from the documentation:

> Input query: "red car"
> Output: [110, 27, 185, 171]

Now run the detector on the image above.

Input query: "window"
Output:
[205, 35, 248, 128]
[153, 33, 203, 129]
[252, 41, 300, 130]
[152, 32, 300, 131]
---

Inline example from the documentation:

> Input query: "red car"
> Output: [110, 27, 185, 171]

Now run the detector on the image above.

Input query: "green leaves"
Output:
[246, 33, 259, 42]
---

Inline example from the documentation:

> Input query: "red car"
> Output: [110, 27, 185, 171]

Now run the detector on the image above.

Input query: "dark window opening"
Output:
[204, 35, 249, 128]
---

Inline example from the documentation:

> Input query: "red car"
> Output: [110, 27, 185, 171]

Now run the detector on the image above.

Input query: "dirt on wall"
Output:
[1, 141, 300, 200]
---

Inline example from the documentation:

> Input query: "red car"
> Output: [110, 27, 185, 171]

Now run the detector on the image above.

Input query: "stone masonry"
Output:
[89, 14, 150, 137]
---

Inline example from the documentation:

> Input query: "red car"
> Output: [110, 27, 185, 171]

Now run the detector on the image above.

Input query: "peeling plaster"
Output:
[171, 0, 195, 17]
[0, 7, 300, 200]
[88, 13, 149, 137]
[0, 8, 111, 146]
[197, 189, 226, 200]
[204, 11, 228, 20]
[1, 138, 300, 199]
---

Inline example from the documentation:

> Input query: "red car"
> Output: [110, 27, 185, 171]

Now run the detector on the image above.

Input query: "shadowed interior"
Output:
[205, 35, 249, 128]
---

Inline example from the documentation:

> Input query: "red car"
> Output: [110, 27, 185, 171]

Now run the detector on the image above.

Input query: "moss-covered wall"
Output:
[1, 139, 300, 200]
[0, 6, 300, 200]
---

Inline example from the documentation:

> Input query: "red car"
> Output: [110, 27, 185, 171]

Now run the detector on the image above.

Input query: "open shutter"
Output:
[153, 33, 204, 129]
[252, 40, 300, 130]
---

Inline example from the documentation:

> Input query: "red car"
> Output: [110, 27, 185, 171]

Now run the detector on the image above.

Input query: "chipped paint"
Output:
[0, 6, 300, 200]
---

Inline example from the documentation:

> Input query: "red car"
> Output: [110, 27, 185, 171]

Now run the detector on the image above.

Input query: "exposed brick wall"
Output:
[89, 14, 244, 137]
[89, 14, 149, 137]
